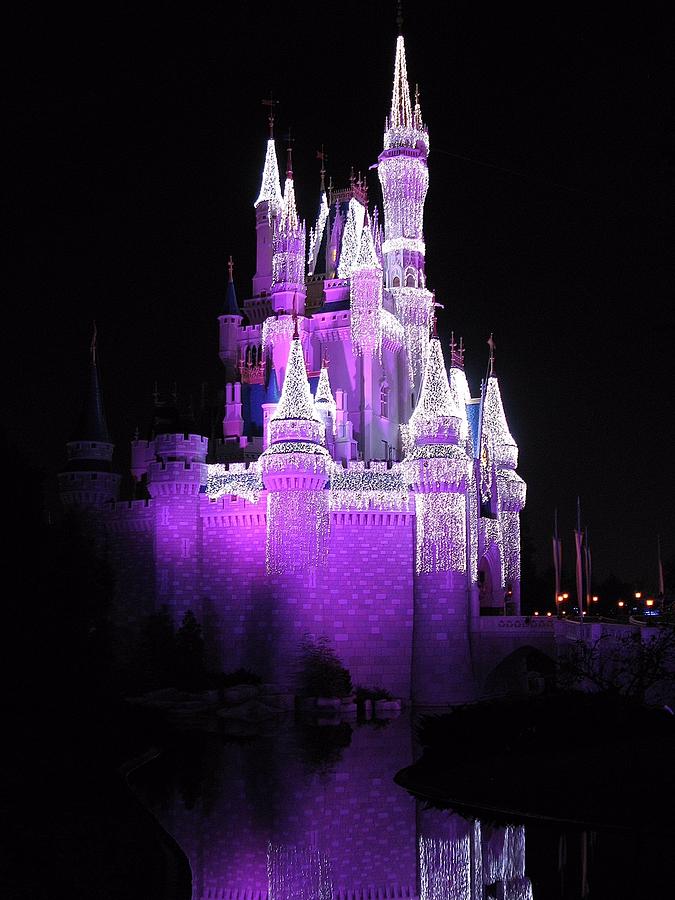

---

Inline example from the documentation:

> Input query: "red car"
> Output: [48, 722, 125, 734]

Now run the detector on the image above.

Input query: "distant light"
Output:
[583, 611, 587, 616]
[646, 599, 654, 607]
[557, 595, 564, 602]
[592, 596, 599, 602]
[546, 611, 552, 617]
[534, 611, 539, 616]
[563, 593, 569, 599]
[635, 592, 642, 600]
[562, 611, 567, 615]
[618, 601, 625, 608]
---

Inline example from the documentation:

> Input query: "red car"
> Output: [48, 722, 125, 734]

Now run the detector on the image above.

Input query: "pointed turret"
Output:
[271, 144, 307, 314]
[313, 358, 336, 438]
[377, 33, 432, 385]
[408, 335, 464, 449]
[350, 211, 383, 357]
[261, 366, 281, 448]
[219, 256, 243, 381]
[59, 327, 121, 508]
[253, 136, 283, 298]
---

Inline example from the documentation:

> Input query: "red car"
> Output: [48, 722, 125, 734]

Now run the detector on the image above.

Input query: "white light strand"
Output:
[265, 490, 330, 575]
[415, 492, 467, 574]
[272, 177, 306, 289]
[501, 510, 521, 587]
[254, 139, 283, 213]
[390, 287, 434, 383]
[419, 834, 471, 900]
[336, 198, 366, 279]
[307, 191, 329, 276]
[380, 308, 405, 347]
[379, 156, 429, 242]
[483, 377, 518, 469]
[314, 366, 337, 435]
[330, 467, 408, 511]
[481, 518, 505, 589]
[267, 842, 334, 900]
[206, 463, 263, 502]
[381, 237, 426, 255]
[350, 219, 384, 357]
[262, 316, 296, 355]
[271, 338, 321, 424]
[409, 338, 462, 444]
[390, 35, 412, 130]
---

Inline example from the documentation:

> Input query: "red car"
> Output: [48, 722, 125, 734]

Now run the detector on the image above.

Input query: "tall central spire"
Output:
[390, 35, 412, 130]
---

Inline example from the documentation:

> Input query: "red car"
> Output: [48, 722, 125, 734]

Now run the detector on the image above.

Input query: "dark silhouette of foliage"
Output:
[297, 635, 353, 698]
[174, 609, 206, 690]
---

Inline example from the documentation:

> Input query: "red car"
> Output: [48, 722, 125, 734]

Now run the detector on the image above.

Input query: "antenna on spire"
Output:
[316, 145, 327, 192]
[487, 333, 496, 376]
[292, 295, 298, 339]
[90, 321, 97, 366]
[227, 255, 234, 283]
[285, 127, 294, 177]
[261, 92, 278, 139]
[396, 0, 404, 34]
[431, 297, 444, 338]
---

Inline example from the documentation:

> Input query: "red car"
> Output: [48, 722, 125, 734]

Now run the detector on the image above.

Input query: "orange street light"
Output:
[563, 593, 569, 599]
[635, 592, 642, 600]
[646, 599, 654, 607]
[618, 600, 625, 608]
[592, 595, 599, 603]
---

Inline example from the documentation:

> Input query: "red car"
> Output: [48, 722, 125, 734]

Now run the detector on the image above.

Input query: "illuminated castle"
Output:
[60, 35, 535, 705]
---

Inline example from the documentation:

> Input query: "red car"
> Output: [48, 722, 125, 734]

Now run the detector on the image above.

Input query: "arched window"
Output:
[405, 267, 416, 287]
[392, 276, 401, 288]
[380, 382, 389, 418]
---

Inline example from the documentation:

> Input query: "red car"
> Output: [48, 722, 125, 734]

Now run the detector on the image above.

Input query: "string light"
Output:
[313, 365, 337, 436]
[415, 492, 467, 574]
[265, 490, 329, 574]
[337, 197, 366, 278]
[379, 156, 429, 244]
[330, 464, 409, 511]
[272, 176, 306, 289]
[254, 139, 283, 215]
[390, 287, 434, 383]
[350, 218, 383, 356]
[270, 338, 322, 426]
[409, 338, 463, 445]
[262, 315, 296, 355]
[206, 462, 263, 502]
[307, 191, 329, 276]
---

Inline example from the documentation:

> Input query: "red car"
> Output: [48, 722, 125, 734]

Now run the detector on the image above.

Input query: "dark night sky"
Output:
[8, 2, 674, 588]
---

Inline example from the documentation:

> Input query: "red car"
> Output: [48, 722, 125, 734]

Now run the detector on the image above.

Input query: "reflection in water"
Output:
[130, 711, 667, 899]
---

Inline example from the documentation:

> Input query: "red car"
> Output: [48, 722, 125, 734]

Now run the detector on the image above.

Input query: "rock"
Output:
[374, 699, 402, 714]
[221, 684, 260, 705]
[315, 697, 341, 711]
[217, 699, 279, 723]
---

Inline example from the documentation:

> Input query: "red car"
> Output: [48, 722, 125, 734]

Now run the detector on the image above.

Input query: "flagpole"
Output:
[575, 497, 584, 626]
[657, 534, 665, 615]
[553, 508, 562, 617]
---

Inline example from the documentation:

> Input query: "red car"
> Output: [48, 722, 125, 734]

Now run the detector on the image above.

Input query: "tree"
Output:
[558, 625, 675, 704]
[174, 609, 206, 689]
[297, 635, 353, 698]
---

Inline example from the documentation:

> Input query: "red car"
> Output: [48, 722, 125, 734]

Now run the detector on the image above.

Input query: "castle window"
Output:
[392, 276, 401, 287]
[380, 383, 389, 418]
[405, 267, 416, 287]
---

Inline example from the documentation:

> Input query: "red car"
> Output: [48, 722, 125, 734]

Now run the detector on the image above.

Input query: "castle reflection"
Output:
[130, 711, 645, 900]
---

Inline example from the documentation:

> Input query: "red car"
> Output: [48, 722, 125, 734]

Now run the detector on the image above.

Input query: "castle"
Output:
[59, 34, 544, 705]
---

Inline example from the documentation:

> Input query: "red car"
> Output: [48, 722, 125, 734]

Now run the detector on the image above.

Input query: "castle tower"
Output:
[261, 366, 281, 448]
[377, 33, 433, 384]
[313, 357, 336, 456]
[259, 321, 330, 574]
[271, 146, 307, 316]
[58, 328, 121, 509]
[218, 255, 243, 382]
[404, 326, 475, 704]
[477, 340, 526, 613]
[253, 133, 282, 298]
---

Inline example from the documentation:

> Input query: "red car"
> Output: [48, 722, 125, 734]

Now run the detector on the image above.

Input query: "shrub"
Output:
[355, 685, 393, 703]
[298, 635, 353, 698]
[210, 668, 262, 689]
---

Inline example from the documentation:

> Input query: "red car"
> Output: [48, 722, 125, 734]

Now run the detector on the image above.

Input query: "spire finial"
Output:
[227, 255, 234, 283]
[431, 297, 444, 338]
[262, 92, 278, 139]
[317, 145, 327, 193]
[285, 127, 294, 177]
[487, 333, 496, 376]
[396, 0, 404, 34]
[90, 320, 97, 366]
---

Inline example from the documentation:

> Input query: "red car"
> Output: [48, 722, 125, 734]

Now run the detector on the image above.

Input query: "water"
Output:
[130, 710, 672, 899]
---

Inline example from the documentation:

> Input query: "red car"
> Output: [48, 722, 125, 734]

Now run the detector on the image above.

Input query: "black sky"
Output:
[8, 1, 674, 588]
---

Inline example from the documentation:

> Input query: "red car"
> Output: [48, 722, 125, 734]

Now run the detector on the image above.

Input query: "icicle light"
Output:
[390, 287, 434, 383]
[307, 191, 329, 276]
[415, 492, 467, 574]
[255, 139, 283, 214]
[350, 218, 383, 356]
[267, 842, 333, 900]
[337, 198, 366, 279]
[330, 465, 409, 511]
[265, 490, 329, 575]
[206, 463, 262, 502]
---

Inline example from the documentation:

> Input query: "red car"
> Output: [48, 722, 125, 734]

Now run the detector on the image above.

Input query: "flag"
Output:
[552, 509, 562, 609]
[584, 531, 592, 612]
[574, 497, 584, 622]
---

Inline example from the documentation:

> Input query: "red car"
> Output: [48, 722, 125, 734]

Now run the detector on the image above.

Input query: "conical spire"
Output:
[224, 255, 240, 315]
[409, 337, 461, 437]
[279, 168, 300, 234]
[70, 326, 111, 443]
[354, 211, 381, 270]
[264, 366, 281, 404]
[390, 35, 412, 130]
[314, 359, 337, 435]
[272, 337, 319, 422]
[255, 138, 283, 213]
